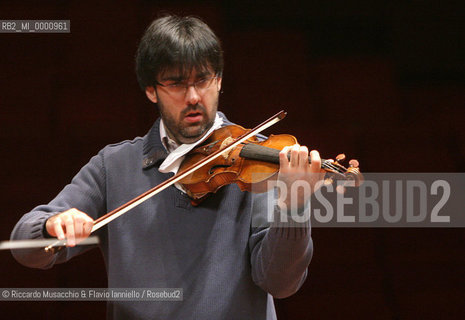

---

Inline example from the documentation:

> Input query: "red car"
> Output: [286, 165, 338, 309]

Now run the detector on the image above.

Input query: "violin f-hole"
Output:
[209, 164, 232, 175]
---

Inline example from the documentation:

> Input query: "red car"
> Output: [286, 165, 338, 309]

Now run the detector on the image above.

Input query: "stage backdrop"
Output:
[1, 1, 464, 319]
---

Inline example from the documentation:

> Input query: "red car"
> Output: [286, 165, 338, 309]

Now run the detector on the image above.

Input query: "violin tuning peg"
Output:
[335, 154, 346, 163]
[324, 177, 333, 185]
[349, 159, 359, 168]
[336, 185, 346, 194]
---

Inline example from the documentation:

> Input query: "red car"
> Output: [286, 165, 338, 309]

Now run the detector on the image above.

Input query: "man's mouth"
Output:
[184, 111, 203, 123]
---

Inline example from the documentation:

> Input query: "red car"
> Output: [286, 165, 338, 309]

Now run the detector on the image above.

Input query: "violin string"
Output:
[322, 160, 339, 171]
[322, 161, 339, 172]
[321, 160, 344, 174]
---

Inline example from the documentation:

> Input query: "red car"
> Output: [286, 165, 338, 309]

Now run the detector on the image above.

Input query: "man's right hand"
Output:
[45, 208, 94, 247]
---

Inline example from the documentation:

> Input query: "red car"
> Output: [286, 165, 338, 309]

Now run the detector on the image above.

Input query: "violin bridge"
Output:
[220, 136, 235, 159]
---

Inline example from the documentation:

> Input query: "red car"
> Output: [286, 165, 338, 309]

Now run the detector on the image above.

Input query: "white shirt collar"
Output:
[159, 113, 223, 175]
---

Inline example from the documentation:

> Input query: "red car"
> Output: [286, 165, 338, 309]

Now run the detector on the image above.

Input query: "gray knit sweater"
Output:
[11, 113, 313, 320]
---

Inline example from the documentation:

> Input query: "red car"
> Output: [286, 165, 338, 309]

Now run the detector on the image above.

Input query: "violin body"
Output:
[179, 124, 362, 204]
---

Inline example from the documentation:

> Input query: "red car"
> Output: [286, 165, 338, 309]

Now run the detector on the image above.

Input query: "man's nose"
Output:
[184, 85, 201, 105]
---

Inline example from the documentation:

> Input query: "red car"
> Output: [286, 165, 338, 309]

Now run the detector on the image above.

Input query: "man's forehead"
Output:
[158, 66, 214, 81]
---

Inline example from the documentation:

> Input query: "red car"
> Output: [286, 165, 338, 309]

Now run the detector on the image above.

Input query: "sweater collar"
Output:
[142, 117, 168, 169]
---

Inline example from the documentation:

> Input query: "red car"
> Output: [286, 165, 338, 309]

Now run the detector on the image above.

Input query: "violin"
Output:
[179, 124, 363, 205]
[42, 110, 362, 252]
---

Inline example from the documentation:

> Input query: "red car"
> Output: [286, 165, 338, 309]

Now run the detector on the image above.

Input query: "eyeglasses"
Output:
[156, 75, 218, 97]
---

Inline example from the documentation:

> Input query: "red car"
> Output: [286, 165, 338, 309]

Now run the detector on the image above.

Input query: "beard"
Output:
[158, 99, 218, 145]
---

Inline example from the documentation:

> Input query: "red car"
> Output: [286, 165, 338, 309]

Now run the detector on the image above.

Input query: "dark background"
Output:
[1, 1, 464, 319]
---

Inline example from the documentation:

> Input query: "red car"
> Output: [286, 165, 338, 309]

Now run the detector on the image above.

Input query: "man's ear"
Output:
[145, 86, 158, 103]
[216, 77, 222, 92]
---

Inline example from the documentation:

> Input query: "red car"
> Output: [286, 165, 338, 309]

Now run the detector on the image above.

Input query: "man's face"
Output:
[146, 68, 222, 145]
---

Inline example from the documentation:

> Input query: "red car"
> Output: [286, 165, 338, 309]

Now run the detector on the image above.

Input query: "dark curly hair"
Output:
[135, 15, 224, 90]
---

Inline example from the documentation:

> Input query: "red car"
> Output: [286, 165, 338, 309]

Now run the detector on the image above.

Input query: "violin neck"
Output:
[239, 143, 329, 169]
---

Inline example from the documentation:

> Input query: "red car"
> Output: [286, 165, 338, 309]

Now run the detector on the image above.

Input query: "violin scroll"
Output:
[323, 153, 363, 187]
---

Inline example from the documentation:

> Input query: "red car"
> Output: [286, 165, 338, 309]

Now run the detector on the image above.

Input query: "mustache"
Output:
[181, 104, 206, 117]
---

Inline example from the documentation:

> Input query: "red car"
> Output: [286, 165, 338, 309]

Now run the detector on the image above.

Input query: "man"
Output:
[11, 15, 323, 319]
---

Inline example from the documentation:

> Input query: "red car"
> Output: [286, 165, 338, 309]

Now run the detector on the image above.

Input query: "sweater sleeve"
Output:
[249, 191, 313, 299]
[10, 151, 107, 269]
